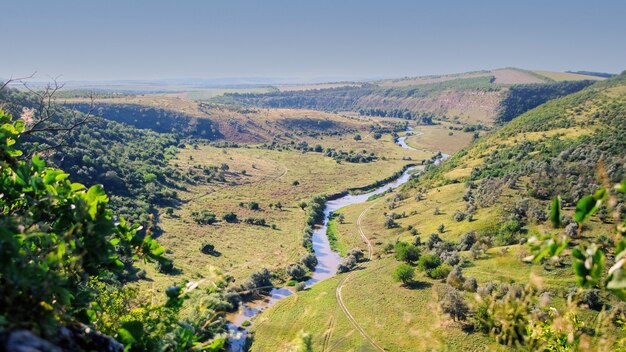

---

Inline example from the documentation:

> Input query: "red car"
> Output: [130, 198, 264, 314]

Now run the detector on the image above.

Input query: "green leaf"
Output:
[574, 195, 599, 224]
[549, 196, 562, 228]
[593, 187, 606, 200]
[31, 155, 45, 171]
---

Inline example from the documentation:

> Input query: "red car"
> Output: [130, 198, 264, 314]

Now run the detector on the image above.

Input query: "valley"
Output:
[2, 68, 625, 352]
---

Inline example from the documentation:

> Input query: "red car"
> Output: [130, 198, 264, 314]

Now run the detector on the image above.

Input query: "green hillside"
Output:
[250, 73, 626, 351]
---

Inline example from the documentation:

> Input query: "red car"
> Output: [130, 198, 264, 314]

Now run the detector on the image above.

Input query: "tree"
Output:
[0, 107, 233, 349]
[418, 253, 441, 272]
[446, 266, 465, 289]
[463, 277, 478, 292]
[394, 242, 421, 263]
[353, 133, 362, 141]
[384, 216, 399, 229]
[437, 224, 446, 233]
[287, 264, 308, 281]
[301, 253, 318, 270]
[347, 248, 365, 262]
[438, 286, 469, 321]
[426, 233, 442, 250]
[393, 264, 415, 286]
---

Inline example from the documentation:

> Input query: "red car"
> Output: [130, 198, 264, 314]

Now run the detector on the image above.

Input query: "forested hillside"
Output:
[0, 88, 188, 229]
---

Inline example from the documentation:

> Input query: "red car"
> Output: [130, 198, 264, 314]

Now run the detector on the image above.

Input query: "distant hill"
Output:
[214, 68, 602, 126]
[566, 70, 617, 78]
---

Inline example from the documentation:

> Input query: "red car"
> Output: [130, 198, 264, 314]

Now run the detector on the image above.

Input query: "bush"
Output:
[430, 264, 452, 279]
[192, 210, 217, 225]
[394, 242, 421, 263]
[200, 242, 215, 255]
[295, 282, 307, 292]
[286, 264, 308, 281]
[243, 217, 267, 226]
[393, 264, 415, 286]
[463, 277, 478, 292]
[457, 231, 477, 251]
[437, 224, 446, 233]
[426, 233, 443, 250]
[418, 253, 441, 272]
[222, 212, 238, 223]
[301, 253, 318, 270]
[453, 210, 466, 222]
[242, 268, 272, 293]
[384, 216, 399, 229]
[446, 266, 465, 289]
[438, 286, 469, 321]
[347, 248, 365, 262]
[248, 201, 260, 211]
[337, 255, 357, 273]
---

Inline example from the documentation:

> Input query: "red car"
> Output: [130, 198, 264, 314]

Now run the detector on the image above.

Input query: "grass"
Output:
[405, 124, 476, 155]
[141, 136, 431, 291]
[326, 213, 347, 256]
[532, 70, 606, 82]
[251, 257, 498, 352]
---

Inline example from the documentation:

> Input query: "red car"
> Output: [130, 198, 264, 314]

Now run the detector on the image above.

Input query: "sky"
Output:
[2, 0, 625, 82]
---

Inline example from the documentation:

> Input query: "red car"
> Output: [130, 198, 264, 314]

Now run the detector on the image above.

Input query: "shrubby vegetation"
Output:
[0, 88, 190, 232]
[72, 103, 221, 139]
[0, 107, 229, 350]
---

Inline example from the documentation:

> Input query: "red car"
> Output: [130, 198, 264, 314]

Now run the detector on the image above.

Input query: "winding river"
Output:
[227, 127, 447, 351]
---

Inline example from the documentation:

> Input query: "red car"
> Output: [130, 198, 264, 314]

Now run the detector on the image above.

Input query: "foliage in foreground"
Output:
[0, 108, 228, 350]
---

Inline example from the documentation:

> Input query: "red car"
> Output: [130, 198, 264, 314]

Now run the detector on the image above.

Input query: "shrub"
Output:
[200, 242, 215, 255]
[464, 277, 478, 292]
[384, 216, 399, 229]
[295, 282, 307, 292]
[242, 268, 272, 293]
[394, 242, 421, 263]
[393, 264, 415, 286]
[301, 253, 318, 270]
[437, 224, 446, 233]
[347, 248, 365, 262]
[426, 233, 442, 250]
[430, 264, 452, 279]
[453, 210, 466, 222]
[192, 210, 217, 225]
[248, 201, 260, 211]
[243, 217, 267, 226]
[446, 266, 465, 289]
[438, 286, 469, 321]
[418, 253, 441, 272]
[337, 255, 357, 273]
[222, 212, 238, 223]
[457, 231, 477, 251]
[287, 264, 308, 281]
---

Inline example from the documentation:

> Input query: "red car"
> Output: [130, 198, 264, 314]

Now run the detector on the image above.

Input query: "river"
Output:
[227, 127, 447, 351]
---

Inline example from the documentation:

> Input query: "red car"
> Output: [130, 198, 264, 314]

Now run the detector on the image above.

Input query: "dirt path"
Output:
[333, 201, 386, 352]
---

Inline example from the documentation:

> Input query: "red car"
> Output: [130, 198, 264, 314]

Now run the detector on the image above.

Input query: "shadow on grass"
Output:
[405, 280, 432, 290]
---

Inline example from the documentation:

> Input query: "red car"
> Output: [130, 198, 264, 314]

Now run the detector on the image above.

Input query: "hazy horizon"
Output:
[3, 0, 625, 82]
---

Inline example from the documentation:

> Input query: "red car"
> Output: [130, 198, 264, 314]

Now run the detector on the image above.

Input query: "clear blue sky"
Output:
[2, 0, 625, 81]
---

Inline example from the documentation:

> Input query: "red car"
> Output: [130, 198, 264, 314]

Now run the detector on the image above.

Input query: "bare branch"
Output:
[0, 72, 37, 92]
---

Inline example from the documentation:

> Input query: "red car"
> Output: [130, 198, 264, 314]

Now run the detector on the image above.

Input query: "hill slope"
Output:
[250, 73, 626, 351]
[215, 68, 601, 126]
